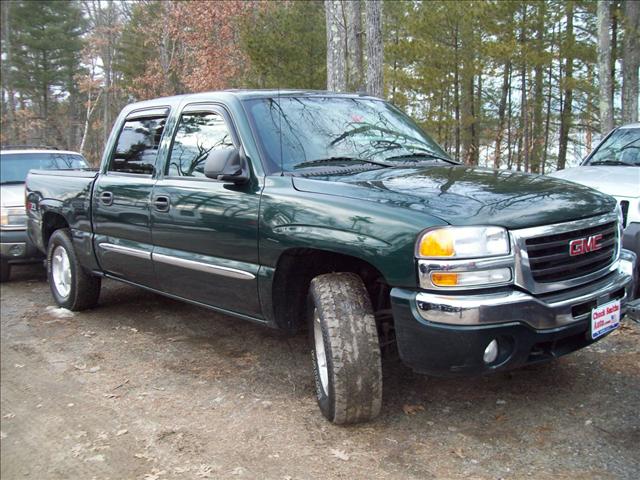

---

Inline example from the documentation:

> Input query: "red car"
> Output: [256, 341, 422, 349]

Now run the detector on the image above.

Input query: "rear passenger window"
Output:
[167, 111, 234, 177]
[109, 117, 166, 174]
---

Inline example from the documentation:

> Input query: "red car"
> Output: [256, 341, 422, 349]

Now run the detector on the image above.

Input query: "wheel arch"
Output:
[42, 211, 70, 248]
[270, 247, 391, 333]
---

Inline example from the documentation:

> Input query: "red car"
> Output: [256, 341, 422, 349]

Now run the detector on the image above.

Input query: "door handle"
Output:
[100, 191, 113, 206]
[153, 195, 170, 212]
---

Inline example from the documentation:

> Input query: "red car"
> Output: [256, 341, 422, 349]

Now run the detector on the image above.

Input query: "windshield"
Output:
[244, 96, 453, 173]
[0, 152, 88, 184]
[585, 127, 640, 166]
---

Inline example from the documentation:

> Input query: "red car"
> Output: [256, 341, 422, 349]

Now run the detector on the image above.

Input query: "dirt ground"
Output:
[1, 264, 639, 480]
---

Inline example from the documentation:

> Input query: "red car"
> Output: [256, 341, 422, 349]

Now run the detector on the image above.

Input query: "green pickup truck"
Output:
[26, 90, 637, 424]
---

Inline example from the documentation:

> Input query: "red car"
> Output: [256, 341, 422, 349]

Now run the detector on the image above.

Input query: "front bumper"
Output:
[0, 229, 43, 263]
[391, 252, 636, 377]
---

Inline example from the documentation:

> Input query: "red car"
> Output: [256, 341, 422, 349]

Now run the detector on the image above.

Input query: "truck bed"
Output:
[26, 169, 99, 253]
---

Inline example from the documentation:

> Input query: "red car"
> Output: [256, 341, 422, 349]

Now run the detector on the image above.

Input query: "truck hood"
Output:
[549, 166, 640, 199]
[0, 183, 25, 208]
[292, 165, 617, 229]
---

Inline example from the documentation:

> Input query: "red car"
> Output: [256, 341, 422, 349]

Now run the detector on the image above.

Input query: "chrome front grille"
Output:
[525, 221, 617, 283]
[511, 212, 620, 295]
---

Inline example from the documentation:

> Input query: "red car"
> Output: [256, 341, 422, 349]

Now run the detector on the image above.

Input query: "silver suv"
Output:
[1, 147, 89, 281]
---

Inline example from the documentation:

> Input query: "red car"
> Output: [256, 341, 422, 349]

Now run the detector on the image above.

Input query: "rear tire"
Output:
[0, 259, 10, 282]
[308, 272, 382, 424]
[47, 228, 101, 310]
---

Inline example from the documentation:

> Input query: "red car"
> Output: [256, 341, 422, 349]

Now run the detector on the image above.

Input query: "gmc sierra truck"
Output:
[26, 91, 637, 424]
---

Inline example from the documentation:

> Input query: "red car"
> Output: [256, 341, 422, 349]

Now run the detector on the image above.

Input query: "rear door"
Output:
[150, 104, 262, 316]
[92, 109, 168, 287]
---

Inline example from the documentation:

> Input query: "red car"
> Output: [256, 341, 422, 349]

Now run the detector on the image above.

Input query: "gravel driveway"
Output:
[1, 265, 639, 479]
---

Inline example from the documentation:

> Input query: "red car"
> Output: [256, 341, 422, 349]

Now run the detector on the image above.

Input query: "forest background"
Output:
[1, 0, 638, 171]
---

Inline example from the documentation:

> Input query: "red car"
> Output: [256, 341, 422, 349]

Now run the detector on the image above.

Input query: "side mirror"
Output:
[204, 147, 249, 183]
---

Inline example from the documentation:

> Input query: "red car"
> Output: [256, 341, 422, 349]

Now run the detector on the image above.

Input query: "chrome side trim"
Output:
[511, 211, 620, 295]
[152, 253, 255, 280]
[98, 243, 151, 260]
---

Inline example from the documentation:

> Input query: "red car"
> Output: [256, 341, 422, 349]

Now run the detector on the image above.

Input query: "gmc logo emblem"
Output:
[569, 234, 603, 256]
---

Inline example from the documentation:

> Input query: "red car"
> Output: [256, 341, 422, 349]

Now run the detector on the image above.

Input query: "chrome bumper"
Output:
[416, 250, 636, 329]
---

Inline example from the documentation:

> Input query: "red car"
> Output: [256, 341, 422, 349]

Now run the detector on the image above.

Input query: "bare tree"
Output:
[82, 0, 122, 143]
[598, 1, 614, 132]
[621, 0, 639, 124]
[365, 0, 384, 98]
[325, 0, 347, 92]
[346, 0, 363, 91]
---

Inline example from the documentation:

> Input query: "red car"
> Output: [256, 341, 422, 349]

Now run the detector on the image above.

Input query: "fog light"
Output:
[483, 339, 499, 364]
[9, 244, 25, 257]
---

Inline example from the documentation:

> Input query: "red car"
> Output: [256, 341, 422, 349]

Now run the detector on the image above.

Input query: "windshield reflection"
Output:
[244, 96, 452, 173]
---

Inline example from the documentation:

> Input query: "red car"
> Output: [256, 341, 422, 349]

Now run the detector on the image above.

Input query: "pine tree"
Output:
[240, 1, 326, 89]
[10, 0, 84, 143]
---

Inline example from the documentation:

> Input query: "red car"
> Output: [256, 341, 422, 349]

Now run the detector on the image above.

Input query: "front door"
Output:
[150, 105, 262, 316]
[93, 112, 168, 287]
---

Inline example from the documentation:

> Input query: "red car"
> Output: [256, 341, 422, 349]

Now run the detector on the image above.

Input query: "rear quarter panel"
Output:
[26, 170, 98, 257]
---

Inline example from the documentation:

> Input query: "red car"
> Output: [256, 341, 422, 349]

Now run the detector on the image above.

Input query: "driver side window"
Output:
[167, 111, 234, 177]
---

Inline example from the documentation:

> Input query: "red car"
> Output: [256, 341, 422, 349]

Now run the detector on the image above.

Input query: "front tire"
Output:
[308, 272, 382, 424]
[47, 228, 101, 310]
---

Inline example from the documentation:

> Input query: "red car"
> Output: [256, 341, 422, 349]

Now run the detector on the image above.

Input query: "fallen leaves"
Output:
[330, 448, 350, 461]
[402, 404, 425, 415]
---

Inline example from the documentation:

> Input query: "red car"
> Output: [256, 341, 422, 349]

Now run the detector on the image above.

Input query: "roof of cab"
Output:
[120, 89, 381, 115]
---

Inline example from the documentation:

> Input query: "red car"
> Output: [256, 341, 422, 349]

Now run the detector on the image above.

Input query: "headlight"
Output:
[0, 206, 28, 230]
[416, 226, 513, 289]
[417, 226, 510, 259]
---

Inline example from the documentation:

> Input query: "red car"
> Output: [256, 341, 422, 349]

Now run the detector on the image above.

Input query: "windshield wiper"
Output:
[384, 152, 455, 164]
[589, 160, 637, 167]
[293, 156, 392, 169]
[0, 180, 25, 185]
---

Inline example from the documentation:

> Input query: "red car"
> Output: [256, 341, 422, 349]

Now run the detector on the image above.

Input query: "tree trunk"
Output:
[598, 0, 614, 132]
[42, 49, 49, 143]
[346, 0, 363, 91]
[325, 0, 346, 92]
[558, 2, 574, 171]
[1, 1, 17, 143]
[530, 1, 545, 174]
[494, 61, 511, 169]
[454, 24, 461, 161]
[611, 3, 618, 106]
[365, 0, 383, 97]
[621, 0, 639, 123]
[542, 23, 555, 175]
[80, 90, 101, 155]
[518, 65, 527, 171]
[507, 66, 513, 169]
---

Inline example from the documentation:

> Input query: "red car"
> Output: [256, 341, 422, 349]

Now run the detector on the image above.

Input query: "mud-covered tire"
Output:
[308, 272, 382, 424]
[47, 228, 101, 311]
[0, 259, 10, 282]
